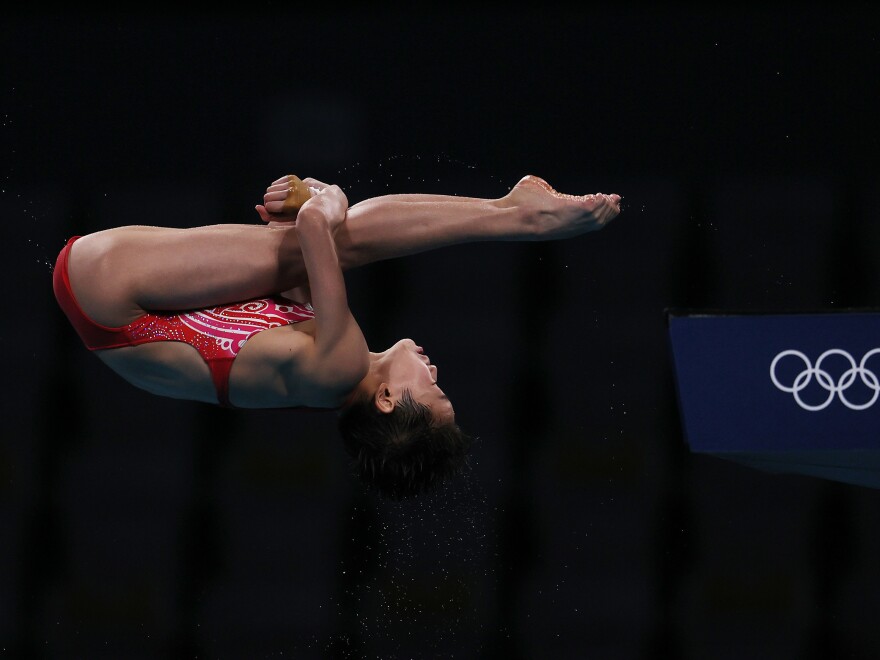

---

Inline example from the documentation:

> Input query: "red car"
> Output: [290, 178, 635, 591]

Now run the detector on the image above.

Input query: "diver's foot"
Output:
[505, 175, 621, 240]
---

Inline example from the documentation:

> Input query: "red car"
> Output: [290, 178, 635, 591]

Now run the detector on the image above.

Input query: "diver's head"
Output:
[337, 338, 472, 499]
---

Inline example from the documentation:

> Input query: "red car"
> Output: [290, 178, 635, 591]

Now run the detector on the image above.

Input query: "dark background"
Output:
[3, 5, 880, 659]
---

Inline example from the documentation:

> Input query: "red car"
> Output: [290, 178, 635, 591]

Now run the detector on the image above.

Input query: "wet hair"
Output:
[337, 389, 473, 500]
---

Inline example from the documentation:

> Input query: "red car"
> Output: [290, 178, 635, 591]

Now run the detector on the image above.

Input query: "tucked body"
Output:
[53, 174, 621, 497]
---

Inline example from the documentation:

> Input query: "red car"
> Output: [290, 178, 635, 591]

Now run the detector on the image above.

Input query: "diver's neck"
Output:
[346, 354, 385, 403]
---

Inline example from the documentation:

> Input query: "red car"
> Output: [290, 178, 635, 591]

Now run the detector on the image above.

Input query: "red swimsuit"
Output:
[53, 236, 317, 408]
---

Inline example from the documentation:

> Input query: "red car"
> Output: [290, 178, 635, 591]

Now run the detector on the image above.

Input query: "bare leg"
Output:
[268, 174, 622, 272]
[337, 194, 523, 270]
[69, 224, 308, 326]
[70, 176, 619, 327]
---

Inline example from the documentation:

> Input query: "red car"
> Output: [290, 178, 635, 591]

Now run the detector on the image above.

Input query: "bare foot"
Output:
[505, 175, 622, 240]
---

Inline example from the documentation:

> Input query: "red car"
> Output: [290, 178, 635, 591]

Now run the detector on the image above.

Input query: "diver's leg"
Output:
[336, 193, 523, 270]
[68, 224, 308, 327]
[69, 176, 620, 327]
[336, 175, 620, 269]
[260, 175, 621, 272]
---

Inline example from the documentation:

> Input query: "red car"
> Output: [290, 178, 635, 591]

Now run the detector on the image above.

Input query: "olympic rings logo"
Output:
[770, 349, 880, 411]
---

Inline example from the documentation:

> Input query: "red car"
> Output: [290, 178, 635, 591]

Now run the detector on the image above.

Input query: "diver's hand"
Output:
[255, 175, 328, 226]
[297, 182, 349, 233]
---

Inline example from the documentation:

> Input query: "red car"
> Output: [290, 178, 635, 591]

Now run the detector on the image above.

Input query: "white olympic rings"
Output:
[770, 348, 880, 411]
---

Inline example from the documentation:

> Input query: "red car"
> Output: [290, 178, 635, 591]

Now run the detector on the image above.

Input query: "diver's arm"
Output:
[294, 191, 369, 388]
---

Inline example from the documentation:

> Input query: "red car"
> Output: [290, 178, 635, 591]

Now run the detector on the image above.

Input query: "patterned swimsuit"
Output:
[53, 236, 316, 407]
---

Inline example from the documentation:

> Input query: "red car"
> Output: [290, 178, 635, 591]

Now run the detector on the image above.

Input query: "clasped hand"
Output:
[255, 175, 349, 232]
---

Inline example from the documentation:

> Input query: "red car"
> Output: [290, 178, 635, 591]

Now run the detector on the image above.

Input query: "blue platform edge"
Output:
[666, 309, 880, 488]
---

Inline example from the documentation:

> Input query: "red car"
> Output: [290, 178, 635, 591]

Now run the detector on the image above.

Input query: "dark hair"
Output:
[337, 389, 473, 500]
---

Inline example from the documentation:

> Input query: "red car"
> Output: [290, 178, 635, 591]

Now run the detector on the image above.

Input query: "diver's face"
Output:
[383, 338, 455, 424]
